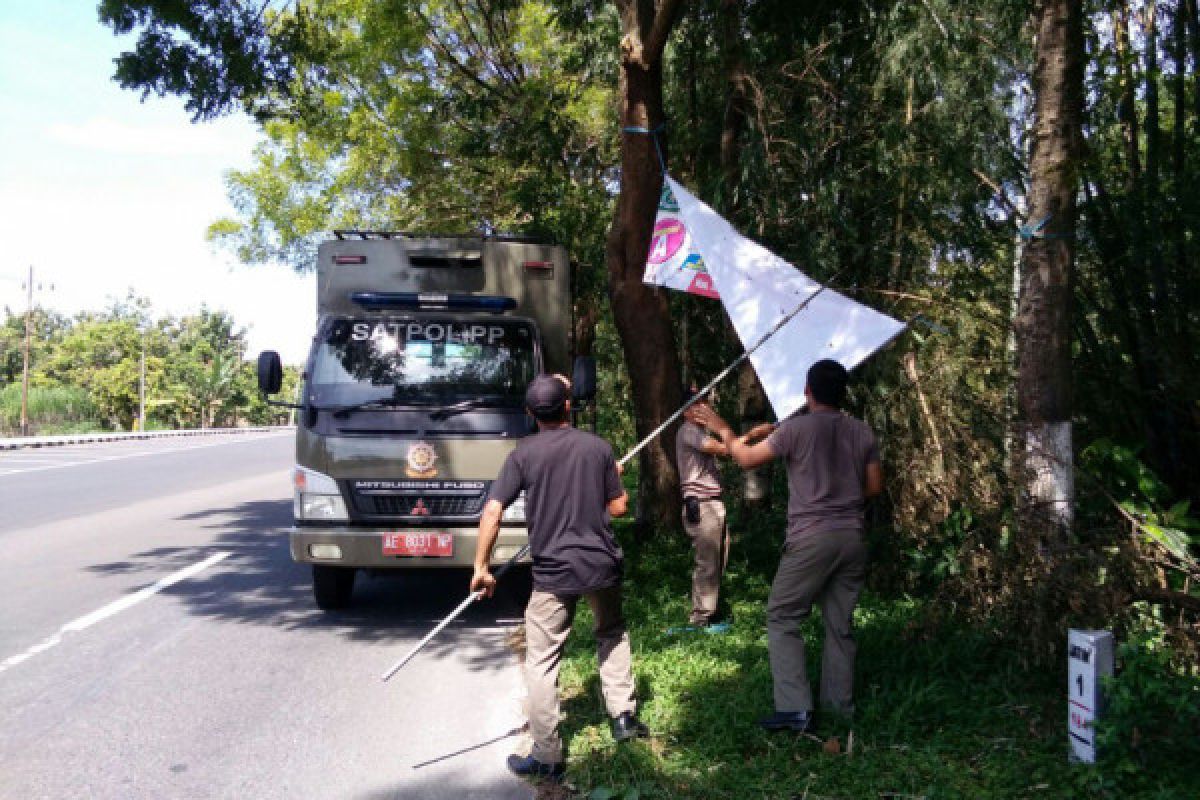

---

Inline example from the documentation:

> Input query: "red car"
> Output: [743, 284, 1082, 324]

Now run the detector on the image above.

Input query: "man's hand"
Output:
[470, 567, 497, 599]
[691, 403, 733, 440]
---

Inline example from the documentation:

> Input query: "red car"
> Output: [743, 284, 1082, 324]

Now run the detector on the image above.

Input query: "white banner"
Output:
[646, 176, 906, 419]
[641, 183, 719, 298]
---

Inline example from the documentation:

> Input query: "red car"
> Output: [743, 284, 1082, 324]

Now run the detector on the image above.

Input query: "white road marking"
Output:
[0, 551, 231, 674]
[0, 433, 290, 476]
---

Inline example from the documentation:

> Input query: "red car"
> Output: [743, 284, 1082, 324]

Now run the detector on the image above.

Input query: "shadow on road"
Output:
[85, 498, 530, 673]
[356, 769, 537, 800]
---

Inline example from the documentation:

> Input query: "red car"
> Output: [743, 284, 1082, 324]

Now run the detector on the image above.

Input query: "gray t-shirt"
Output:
[676, 421, 722, 499]
[489, 426, 625, 594]
[766, 410, 880, 541]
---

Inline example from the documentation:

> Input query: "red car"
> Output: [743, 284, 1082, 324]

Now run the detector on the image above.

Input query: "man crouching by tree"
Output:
[693, 360, 883, 733]
[471, 374, 649, 782]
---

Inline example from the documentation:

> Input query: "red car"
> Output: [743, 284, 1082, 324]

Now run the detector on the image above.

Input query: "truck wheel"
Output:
[312, 565, 356, 610]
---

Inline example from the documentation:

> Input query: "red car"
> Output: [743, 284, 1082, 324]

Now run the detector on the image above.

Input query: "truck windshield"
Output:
[309, 317, 538, 406]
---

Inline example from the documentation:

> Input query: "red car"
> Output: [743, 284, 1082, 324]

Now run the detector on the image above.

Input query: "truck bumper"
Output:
[289, 525, 530, 569]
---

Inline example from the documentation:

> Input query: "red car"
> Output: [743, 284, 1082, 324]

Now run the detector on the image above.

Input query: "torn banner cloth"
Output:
[642, 176, 906, 420]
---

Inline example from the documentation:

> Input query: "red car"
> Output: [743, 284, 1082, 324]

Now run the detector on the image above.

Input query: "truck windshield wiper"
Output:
[328, 396, 434, 418]
[428, 397, 513, 421]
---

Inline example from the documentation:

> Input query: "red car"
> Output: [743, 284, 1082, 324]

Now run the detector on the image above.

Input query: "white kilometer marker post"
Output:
[0, 551, 231, 674]
[1067, 629, 1114, 763]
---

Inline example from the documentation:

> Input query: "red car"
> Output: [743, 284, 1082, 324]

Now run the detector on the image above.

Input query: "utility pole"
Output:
[20, 266, 33, 437]
[138, 343, 146, 431]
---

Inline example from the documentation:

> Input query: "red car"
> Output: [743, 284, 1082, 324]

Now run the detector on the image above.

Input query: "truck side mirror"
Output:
[258, 350, 283, 395]
[571, 356, 597, 405]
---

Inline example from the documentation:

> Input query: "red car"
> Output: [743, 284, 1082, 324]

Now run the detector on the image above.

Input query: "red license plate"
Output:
[382, 532, 454, 557]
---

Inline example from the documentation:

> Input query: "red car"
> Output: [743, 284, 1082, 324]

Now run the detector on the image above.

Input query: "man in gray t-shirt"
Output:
[694, 359, 883, 733]
[471, 374, 648, 782]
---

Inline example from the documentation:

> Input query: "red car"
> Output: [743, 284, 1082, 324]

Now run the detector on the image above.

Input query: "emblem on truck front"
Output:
[405, 441, 438, 478]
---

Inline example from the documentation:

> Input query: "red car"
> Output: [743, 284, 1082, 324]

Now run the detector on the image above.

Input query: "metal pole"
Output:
[381, 273, 844, 679]
[20, 265, 32, 437]
[381, 544, 529, 681]
[139, 344, 146, 431]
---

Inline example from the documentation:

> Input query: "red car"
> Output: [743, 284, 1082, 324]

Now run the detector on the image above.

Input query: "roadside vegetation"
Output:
[549, 509, 1200, 799]
[0, 296, 298, 435]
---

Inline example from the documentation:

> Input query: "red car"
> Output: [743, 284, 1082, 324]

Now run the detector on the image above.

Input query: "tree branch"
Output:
[644, 0, 687, 65]
[1136, 587, 1200, 612]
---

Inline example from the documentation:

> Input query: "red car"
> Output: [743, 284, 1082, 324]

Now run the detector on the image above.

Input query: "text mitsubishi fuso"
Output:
[257, 231, 595, 610]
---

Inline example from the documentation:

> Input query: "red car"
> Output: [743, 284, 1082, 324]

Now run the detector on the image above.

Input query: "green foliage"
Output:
[191, 0, 619, 279]
[1079, 439, 1198, 581]
[551, 517, 1200, 799]
[1095, 605, 1200, 775]
[0, 307, 70, 386]
[0, 384, 99, 435]
[0, 299, 291, 434]
[97, 0, 322, 122]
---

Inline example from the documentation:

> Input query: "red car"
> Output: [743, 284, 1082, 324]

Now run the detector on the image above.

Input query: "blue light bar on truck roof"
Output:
[350, 292, 517, 312]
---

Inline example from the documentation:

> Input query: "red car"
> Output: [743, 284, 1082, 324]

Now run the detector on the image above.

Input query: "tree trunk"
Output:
[716, 0, 771, 505]
[607, 0, 686, 530]
[1113, 6, 1141, 186]
[1014, 0, 1083, 542]
[1187, 0, 1200, 123]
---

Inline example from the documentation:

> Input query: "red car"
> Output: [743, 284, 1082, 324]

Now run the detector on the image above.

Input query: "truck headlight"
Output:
[501, 492, 526, 523]
[294, 466, 349, 521]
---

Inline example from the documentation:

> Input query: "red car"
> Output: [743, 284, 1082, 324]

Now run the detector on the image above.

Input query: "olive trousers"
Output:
[766, 530, 867, 715]
[524, 586, 637, 764]
[681, 498, 730, 625]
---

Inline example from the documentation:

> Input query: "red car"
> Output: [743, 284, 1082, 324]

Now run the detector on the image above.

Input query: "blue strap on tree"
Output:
[622, 123, 667, 174]
[1019, 214, 1073, 241]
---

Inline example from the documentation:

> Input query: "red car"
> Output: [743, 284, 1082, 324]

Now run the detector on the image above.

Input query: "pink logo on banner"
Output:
[688, 272, 720, 299]
[647, 217, 687, 264]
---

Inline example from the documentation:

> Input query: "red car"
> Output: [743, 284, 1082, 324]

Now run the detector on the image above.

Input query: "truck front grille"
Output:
[355, 494, 485, 517]
[348, 482, 489, 521]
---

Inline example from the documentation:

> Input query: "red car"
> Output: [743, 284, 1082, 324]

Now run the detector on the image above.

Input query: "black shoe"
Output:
[610, 711, 650, 742]
[505, 754, 565, 781]
[757, 710, 815, 733]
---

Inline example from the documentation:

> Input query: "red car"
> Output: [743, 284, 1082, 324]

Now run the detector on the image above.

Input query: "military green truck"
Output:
[257, 231, 594, 609]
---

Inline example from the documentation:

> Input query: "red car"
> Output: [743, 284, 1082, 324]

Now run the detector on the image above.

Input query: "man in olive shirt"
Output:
[676, 387, 776, 629]
[471, 374, 648, 781]
[694, 360, 883, 732]
[676, 387, 730, 628]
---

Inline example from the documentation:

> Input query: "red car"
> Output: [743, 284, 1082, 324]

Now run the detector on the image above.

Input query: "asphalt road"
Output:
[0, 432, 535, 800]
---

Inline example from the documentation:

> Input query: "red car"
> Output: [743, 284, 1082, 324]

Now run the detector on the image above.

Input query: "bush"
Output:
[0, 383, 103, 435]
[1096, 606, 1200, 772]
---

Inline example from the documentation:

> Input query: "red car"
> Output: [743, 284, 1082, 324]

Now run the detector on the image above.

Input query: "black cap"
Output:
[525, 374, 569, 416]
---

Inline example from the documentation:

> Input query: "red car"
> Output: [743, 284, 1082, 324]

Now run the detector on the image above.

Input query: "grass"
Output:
[540, 513, 1197, 800]
[0, 383, 103, 435]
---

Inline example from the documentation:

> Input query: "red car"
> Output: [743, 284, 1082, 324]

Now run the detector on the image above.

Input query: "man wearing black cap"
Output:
[694, 359, 883, 734]
[471, 374, 648, 782]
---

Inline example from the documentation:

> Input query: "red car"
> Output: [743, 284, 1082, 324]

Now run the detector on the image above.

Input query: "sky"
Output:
[0, 1, 315, 364]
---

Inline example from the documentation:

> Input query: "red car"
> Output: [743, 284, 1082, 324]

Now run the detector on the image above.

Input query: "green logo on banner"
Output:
[659, 184, 679, 212]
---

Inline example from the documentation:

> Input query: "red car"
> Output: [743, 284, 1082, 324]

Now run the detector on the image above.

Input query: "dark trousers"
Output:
[766, 530, 867, 714]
